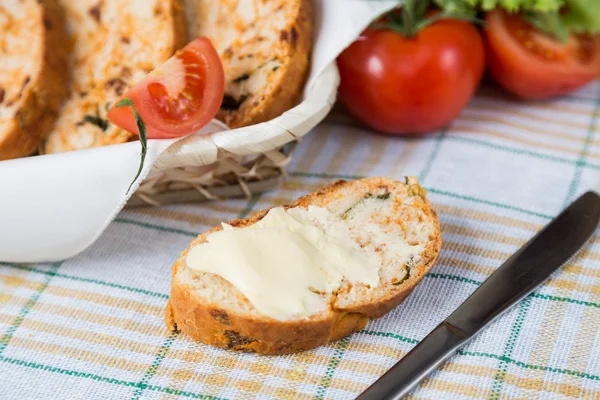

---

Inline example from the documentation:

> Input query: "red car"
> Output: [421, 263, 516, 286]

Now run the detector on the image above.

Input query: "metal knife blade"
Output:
[357, 191, 600, 400]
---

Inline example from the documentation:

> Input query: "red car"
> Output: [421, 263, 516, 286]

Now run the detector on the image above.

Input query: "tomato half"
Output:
[484, 10, 600, 99]
[336, 17, 485, 135]
[107, 37, 224, 138]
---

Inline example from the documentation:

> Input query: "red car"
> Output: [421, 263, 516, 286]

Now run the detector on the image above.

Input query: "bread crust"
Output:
[0, 0, 68, 160]
[220, 0, 313, 128]
[185, 0, 313, 129]
[40, 0, 186, 154]
[170, 0, 188, 52]
[166, 178, 442, 355]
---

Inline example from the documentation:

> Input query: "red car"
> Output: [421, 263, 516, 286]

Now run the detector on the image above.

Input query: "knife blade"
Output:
[357, 191, 600, 400]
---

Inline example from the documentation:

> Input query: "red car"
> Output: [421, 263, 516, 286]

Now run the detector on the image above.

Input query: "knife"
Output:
[357, 191, 600, 400]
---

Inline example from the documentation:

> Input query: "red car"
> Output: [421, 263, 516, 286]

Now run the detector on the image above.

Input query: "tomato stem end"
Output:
[371, 0, 485, 38]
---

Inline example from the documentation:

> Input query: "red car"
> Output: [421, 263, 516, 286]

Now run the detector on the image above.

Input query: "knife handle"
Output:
[357, 322, 469, 400]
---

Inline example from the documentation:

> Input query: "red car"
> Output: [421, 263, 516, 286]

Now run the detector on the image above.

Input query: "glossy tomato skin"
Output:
[484, 10, 600, 99]
[107, 37, 224, 139]
[337, 18, 485, 135]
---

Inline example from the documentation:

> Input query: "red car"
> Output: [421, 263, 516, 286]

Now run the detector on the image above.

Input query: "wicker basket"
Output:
[126, 63, 340, 207]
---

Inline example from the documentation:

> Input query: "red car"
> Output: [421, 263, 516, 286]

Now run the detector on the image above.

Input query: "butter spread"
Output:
[186, 204, 424, 321]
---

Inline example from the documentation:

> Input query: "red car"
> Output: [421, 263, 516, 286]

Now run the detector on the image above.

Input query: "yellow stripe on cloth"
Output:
[323, 130, 360, 176]
[433, 203, 542, 232]
[565, 306, 600, 394]
[355, 134, 390, 177]
[461, 113, 597, 144]
[385, 140, 421, 179]
[452, 125, 600, 159]
[478, 91, 598, 116]
[29, 300, 164, 337]
[470, 102, 598, 133]
[294, 124, 332, 172]
[131, 207, 222, 228]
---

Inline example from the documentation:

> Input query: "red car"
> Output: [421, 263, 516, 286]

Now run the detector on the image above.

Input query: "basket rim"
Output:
[152, 62, 341, 171]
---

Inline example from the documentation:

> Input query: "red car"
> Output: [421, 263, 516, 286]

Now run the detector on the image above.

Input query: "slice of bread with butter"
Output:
[165, 177, 441, 354]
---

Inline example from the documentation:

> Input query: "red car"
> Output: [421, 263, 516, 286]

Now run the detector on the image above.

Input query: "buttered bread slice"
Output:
[184, 0, 312, 128]
[166, 177, 441, 354]
[41, 0, 185, 154]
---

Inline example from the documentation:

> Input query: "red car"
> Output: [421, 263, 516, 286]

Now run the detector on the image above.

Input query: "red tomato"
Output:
[336, 18, 485, 135]
[484, 10, 600, 99]
[107, 37, 224, 138]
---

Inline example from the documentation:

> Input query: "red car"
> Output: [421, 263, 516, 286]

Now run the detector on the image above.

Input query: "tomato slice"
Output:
[483, 10, 600, 99]
[107, 37, 224, 138]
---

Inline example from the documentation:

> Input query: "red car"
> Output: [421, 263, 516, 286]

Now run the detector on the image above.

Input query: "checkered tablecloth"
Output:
[2, 81, 600, 400]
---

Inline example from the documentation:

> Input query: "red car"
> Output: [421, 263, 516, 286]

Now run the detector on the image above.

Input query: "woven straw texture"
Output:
[128, 64, 340, 208]
[2, 81, 600, 399]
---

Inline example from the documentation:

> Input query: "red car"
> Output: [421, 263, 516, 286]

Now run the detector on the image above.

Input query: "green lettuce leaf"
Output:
[434, 0, 564, 13]
[524, 10, 571, 41]
[434, 0, 600, 37]
[561, 0, 600, 35]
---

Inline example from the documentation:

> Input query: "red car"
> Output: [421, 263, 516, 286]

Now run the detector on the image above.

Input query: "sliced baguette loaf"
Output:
[0, 0, 68, 160]
[165, 177, 441, 354]
[184, 0, 312, 128]
[41, 0, 186, 154]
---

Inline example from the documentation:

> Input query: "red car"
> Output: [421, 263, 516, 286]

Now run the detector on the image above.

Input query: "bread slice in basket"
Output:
[41, 0, 186, 154]
[165, 177, 441, 354]
[0, 0, 68, 160]
[184, 0, 312, 128]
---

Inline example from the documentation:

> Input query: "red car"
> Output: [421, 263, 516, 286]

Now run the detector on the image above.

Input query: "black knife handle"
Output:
[356, 322, 469, 400]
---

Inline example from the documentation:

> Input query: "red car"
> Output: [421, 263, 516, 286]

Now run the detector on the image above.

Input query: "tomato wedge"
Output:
[107, 37, 224, 138]
[483, 10, 600, 99]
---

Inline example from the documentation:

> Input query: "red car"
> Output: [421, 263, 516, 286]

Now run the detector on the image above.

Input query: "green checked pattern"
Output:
[0, 262, 63, 356]
[1, 81, 600, 399]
